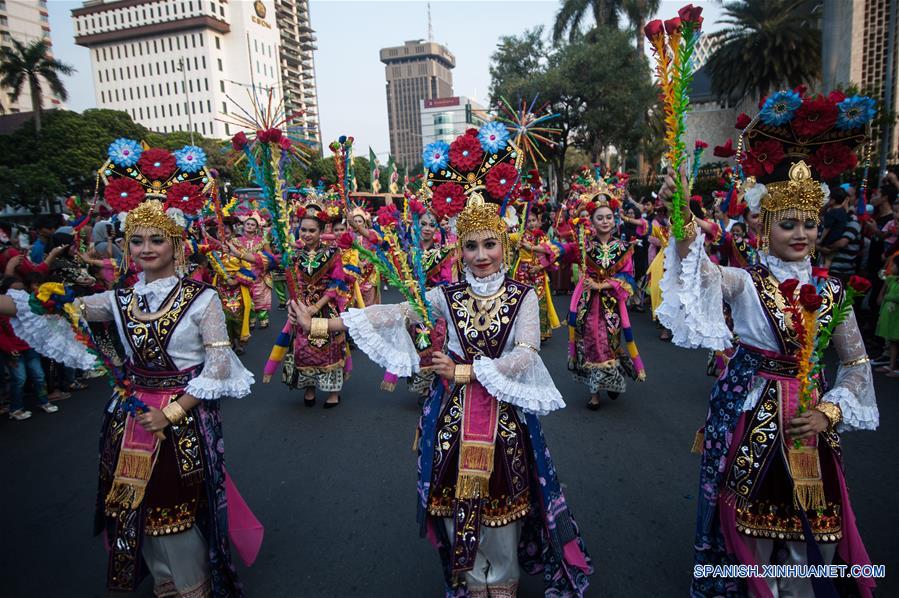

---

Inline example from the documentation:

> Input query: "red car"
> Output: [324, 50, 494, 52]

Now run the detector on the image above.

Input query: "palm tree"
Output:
[553, 0, 624, 43]
[706, 0, 822, 100]
[0, 38, 75, 133]
[621, 0, 660, 55]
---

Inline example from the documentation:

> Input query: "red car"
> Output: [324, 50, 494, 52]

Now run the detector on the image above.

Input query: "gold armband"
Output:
[814, 402, 842, 430]
[454, 364, 472, 386]
[162, 400, 188, 426]
[204, 341, 232, 349]
[681, 216, 697, 239]
[841, 356, 870, 368]
[514, 341, 539, 353]
[310, 317, 329, 340]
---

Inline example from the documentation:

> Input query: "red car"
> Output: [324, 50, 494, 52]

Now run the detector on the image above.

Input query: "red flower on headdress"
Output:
[828, 90, 847, 103]
[735, 112, 751, 130]
[848, 275, 872, 294]
[798, 284, 823, 311]
[231, 132, 248, 151]
[778, 278, 800, 298]
[809, 143, 858, 180]
[609, 198, 621, 211]
[664, 17, 681, 34]
[742, 139, 785, 177]
[279, 136, 292, 151]
[449, 133, 484, 171]
[104, 177, 145, 212]
[408, 199, 427, 216]
[138, 148, 177, 180]
[376, 205, 399, 227]
[431, 183, 466, 219]
[295, 206, 307, 219]
[714, 139, 736, 158]
[486, 162, 519, 199]
[165, 182, 204, 215]
[644, 19, 664, 40]
[335, 232, 354, 250]
[794, 84, 808, 97]
[266, 128, 283, 143]
[792, 95, 838, 138]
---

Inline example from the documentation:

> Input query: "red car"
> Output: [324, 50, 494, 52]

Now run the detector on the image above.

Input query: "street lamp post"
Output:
[178, 58, 195, 145]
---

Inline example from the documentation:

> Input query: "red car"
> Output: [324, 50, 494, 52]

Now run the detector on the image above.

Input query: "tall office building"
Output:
[822, 0, 897, 156]
[380, 39, 455, 169]
[0, 0, 63, 114]
[275, 0, 320, 150]
[419, 96, 488, 149]
[72, 0, 315, 141]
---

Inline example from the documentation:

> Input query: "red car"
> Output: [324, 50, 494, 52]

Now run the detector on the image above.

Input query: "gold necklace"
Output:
[464, 287, 505, 332]
[127, 281, 183, 322]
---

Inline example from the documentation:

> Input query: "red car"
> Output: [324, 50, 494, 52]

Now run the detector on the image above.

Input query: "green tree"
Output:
[706, 0, 822, 100]
[621, 0, 661, 55]
[552, 0, 624, 43]
[0, 39, 75, 133]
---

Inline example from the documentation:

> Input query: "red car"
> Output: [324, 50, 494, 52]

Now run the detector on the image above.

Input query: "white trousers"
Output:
[746, 538, 838, 598]
[142, 526, 211, 597]
[443, 519, 521, 596]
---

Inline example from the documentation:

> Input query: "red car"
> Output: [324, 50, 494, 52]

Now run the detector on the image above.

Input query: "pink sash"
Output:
[456, 382, 499, 499]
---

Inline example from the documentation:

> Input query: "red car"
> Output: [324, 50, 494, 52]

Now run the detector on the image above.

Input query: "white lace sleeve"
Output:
[341, 300, 422, 377]
[185, 294, 254, 400]
[6, 289, 99, 370]
[656, 232, 747, 350]
[821, 310, 878, 432]
[472, 290, 565, 416]
[78, 292, 116, 322]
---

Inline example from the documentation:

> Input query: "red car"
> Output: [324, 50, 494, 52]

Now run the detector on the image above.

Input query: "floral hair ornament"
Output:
[735, 87, 875, 252]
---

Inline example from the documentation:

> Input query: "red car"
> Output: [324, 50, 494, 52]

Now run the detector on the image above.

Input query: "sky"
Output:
[47, 0, 723, 161]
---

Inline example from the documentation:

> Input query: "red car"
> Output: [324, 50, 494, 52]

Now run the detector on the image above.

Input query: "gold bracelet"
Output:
[514, 341, 539, 353]
[814, 402, 842, 430]
[204, 340, 232, 349]
[681, 216, 697, 239]
[454, 364, 472, 386]
[310, 317, 329, 339]
[162, 400, 187, 426]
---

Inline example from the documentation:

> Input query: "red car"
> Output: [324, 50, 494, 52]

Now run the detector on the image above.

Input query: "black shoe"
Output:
[608, 391, 619, 400]
[304, 392, 315, 407]
[586, 400, 600, 411]
[323, 395, 340, 409]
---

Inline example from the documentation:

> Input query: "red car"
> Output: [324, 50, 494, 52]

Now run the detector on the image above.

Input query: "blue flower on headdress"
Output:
[758, 90, 802, 126]
[478, 121, 510, 153]
[423, 141, 450, 173]
[836, 96, 877, 130]
[107, 138, 142, 167]
[174, 145, 207, 173]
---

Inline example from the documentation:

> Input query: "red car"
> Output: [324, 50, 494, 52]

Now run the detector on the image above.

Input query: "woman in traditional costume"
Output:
[510, 203, 562, 342]
[210, 219, 254, 355]
[290, 193, 592, 597]
[657, 91, 878, 598]
[565, 187, 646, 409]
[282, 206, 356, 408]
[0, 141, 257, 597]
[232, 212, 274, 329]
[348, 206, 381, 306]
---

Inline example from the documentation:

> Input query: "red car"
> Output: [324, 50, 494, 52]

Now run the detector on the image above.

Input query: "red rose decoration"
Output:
[231, 132, 248, 151]
[794, 84, 807, 97]
[644, 19, 664, 40]
[431, 183, 466, 219]
[778, 278, 800, 298]
[376, 205, 399, 227]
[713, 139, 736, 158]
[694, 139, 708, 150]
[792, 95, 838, 138]
[165, 181, 204, 215]
[486, 162, 519, 199]
[848, 275, 872, 294]
[742, 139, 785, 177]
[138, 148, 177, 180]
[104, 177, 145, 212]
[336, 232, 354, 250]
[798, 284, 823, 311]
[678, 4, 703, 24]
[266, 128, 283, 143]
[828, 90, 846, 103]
[735, 112, 751, 130]
[664, 17, 681, 34]
[449, 133, 483, 171]
[295, 206, 307, 219]
[256, 129, 269, 143]
[809, 143, 858, 180]
[408, 199, 427, 216]
[279, 136, 292, 151]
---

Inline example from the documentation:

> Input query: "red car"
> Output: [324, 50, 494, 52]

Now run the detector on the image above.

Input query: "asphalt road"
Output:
[2, 290, 896, 597]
